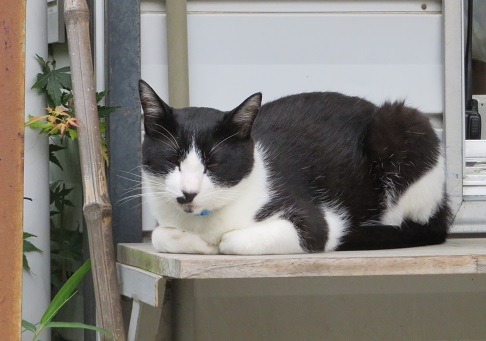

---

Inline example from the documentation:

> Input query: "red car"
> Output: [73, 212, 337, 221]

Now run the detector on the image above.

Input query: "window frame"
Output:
[444, 0, 486, 233]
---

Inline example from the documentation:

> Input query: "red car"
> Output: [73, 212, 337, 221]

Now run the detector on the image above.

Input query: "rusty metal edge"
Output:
[0, 0, 26, 338]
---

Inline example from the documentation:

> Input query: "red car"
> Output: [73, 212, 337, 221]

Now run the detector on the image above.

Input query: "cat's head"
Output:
[139, 80, 262, 216]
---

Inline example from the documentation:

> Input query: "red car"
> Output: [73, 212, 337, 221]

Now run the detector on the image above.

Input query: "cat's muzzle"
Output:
[177, 191, 198, 213]
[182, 204, 194, 213]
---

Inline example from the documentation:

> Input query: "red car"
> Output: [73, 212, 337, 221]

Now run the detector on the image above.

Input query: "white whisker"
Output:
[209, 132, 239, 157]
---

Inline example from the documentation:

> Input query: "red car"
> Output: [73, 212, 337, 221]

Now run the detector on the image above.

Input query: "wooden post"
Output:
[64, 1, 126, 340]
[0, 0, 25, 337]
[166, 0, 190, 107]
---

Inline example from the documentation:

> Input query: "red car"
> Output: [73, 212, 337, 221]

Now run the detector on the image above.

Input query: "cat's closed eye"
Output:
[204, 154, 221, 172]
[166, 155, 180, 167]
[207, 163, 219, 169]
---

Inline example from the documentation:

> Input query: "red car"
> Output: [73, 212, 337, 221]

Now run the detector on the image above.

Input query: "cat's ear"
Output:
[139, 80, 176, 137]
[226, 92, 262, 138]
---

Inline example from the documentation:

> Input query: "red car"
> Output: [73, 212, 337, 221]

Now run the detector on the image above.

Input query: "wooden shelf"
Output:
[117, 238, 486, 279]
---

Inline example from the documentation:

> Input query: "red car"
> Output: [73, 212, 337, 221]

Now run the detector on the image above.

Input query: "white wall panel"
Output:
[142, 3, 442, 113]
[141, 0, 442, 14]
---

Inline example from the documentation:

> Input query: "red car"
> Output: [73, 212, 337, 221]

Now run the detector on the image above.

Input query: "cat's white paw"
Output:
[219, 229, 262, 255]
[152, 226, 218, 254]
[219, 221, 304, 255]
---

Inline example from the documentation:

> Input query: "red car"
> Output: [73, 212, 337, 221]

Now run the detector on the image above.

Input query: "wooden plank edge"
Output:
[117, 263, 166, 308]
[118, 244, 182, 278]
[117, 244, 486, 279]
[177, 254, 484, 279]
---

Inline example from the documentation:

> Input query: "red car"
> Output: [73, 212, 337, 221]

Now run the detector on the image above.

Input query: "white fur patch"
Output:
[219, 219, 304, 255]
[179, 146, 205, 194]
[152, 226, 218, 254]
[322, 207, 350, 251]
[146, 145, 274, 248]
[381, 155, 445, 226]
[163, 144, 218, 214]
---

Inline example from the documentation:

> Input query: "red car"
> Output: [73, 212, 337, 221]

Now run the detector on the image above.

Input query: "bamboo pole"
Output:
[64, 1, 125, 340]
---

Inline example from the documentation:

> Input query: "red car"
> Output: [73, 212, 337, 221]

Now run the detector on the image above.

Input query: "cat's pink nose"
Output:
[177, 191, 197, 205]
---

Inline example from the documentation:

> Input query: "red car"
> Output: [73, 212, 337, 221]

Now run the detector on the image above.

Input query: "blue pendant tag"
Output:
[195, 209, 212, 217]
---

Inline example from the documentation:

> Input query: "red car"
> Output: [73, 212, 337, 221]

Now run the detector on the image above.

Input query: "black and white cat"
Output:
[139, 80, 450, 255]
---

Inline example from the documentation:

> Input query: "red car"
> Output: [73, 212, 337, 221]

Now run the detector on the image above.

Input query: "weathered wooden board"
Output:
[117, 264, 166, 308]
[117, 238, 486, 279]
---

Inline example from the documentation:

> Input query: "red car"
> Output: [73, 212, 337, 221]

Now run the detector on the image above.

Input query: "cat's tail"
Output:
[336, 198, 451, 251]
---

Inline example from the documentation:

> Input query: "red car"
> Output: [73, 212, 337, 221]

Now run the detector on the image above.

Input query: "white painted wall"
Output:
[22, 1, 51, 340]
[141, 0, 443, 113]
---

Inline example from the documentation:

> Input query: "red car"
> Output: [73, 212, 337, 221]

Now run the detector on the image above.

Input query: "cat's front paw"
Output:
[219, 220, 305, 255]
[152, 226, 218, 254]
[219, 228, 273, 255]
[219, 229, 255, 255]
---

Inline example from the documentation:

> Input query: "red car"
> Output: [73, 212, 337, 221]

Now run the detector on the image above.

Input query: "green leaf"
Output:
[50, 181, 76, 211]
[49, 144, 66, 153]
[97, 105, 120, 118]
[23, 239, 43, 254]
[21, 319, 37, 333]
[25, 115, 49, 130]
[23, 254, 30, 272]
[99, 121, 106, 134]
[32, 64, 72, 106]
[101, 140, 109, 166]
[23, 232, 43, 271]
[63, 199, 75, 207]
[96, 90, 109, 103]
[49, 143, 66, 170]
[25, 114, 58, 137]
[40, 259, 91, 326]
[25, 114, 48, 126]
[50, 224, 83, 290]
[23, 232, 37, 239]
[68, 128, 78, 140]
[44, 321, 114, 337]
[61, 91, 74, 105]
[35, 54, 47, 67]
[49, 153, 63, 170]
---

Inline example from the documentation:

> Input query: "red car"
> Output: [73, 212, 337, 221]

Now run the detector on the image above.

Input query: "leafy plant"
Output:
[26, 54, 118, 164]
[24, 54, 120, 339]
[21, 260, 114, 340]
[26, 105, 79, 140]
[32, 54, 72, 107]
[49, 181, 83, 292]
[25, 55, 118, 290]
[23, 232, 43, 272]
[49, 143, 66, 171]
[23, 197, 43, 273]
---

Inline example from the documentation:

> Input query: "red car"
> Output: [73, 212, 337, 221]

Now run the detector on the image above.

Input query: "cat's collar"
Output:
[194, 209, 212, 217]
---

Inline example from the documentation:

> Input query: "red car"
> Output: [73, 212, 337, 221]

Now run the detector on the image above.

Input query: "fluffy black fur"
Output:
[253, 92, 449, 251]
